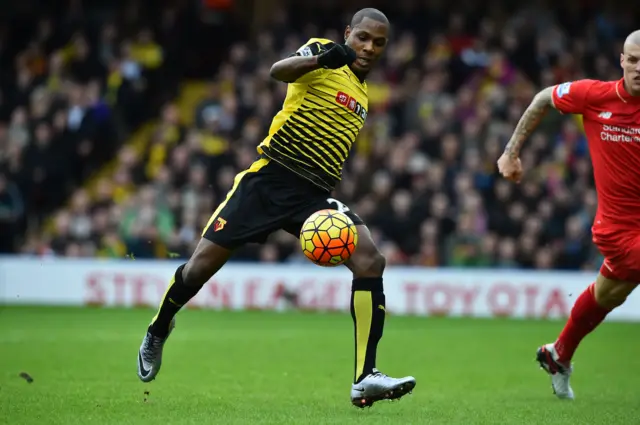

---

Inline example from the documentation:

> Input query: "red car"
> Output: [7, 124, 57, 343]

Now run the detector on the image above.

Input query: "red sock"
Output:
[554, 283, 611, 364]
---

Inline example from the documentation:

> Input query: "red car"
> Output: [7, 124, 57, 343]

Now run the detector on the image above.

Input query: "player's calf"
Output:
[535, 275, 636, 399]
[344, 226, 388, 382]
[343, 225, 416, 407]
[181, 239, 232, 288]
[345, 234, 386, 278]
[148, 239, 231, 337]
[551, 276, 631, 367]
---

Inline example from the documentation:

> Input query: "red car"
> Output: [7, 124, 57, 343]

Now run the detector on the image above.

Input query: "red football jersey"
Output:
[552, 79, 640, 228]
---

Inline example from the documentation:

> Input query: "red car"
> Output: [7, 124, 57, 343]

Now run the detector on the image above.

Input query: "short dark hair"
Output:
[350, 8, 389, 28]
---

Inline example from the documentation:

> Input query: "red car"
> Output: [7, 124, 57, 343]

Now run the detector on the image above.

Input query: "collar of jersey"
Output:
[616, 78, 640, 104]
[343, 66, 367, 85]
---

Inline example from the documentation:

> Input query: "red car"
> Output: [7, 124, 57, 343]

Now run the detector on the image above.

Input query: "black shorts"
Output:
[202, 156, 364, 249]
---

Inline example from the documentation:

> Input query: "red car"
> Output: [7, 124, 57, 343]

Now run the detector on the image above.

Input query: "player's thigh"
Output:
[595, 234, 640, 307]
[201, 158, 282, 251]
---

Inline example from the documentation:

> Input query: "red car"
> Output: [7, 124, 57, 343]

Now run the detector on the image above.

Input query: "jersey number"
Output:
[327, 198, 350, 213]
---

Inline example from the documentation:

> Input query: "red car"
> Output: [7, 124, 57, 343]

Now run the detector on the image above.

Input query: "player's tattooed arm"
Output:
[270, 56, 321, 83]
[504, 86, 555, 158]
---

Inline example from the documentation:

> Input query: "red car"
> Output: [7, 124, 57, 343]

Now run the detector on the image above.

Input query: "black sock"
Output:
[149, 264, 201, 337]
[350, 277, 385, 383]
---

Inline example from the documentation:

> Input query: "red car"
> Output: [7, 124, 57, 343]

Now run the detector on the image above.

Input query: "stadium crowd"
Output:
[0, 0, 188, 254]
[3, 0, 636, 270]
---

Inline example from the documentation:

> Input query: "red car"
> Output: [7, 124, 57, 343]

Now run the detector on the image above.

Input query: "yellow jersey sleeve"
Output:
[289, 38, 335, 84]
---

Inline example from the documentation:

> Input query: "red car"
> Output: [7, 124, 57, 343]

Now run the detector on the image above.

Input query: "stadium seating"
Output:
[5, 1, 631, 270]
[0, 5, 185, 253]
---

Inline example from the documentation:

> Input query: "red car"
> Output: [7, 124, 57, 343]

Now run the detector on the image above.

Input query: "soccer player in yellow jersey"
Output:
[137, 8, 416, 408]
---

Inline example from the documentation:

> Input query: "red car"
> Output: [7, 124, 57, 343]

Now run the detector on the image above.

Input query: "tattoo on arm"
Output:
[504, 86, 555, 158]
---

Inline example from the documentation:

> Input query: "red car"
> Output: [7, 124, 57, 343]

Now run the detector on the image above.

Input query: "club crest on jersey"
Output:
[213, 217, 227, 232]
[335, 91, 367, 120]
[556, 82, 572, 98]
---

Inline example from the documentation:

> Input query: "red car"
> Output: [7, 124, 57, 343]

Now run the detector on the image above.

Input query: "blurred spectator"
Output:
[0, 174, 24, 253]
[16, 1, 636, 272]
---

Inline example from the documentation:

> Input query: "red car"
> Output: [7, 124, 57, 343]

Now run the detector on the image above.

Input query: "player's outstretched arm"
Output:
[504, 86, 555, 158]
[270, 55, 322, 83]
[497, 86, 554, 183]
[270, 43, 356, 83]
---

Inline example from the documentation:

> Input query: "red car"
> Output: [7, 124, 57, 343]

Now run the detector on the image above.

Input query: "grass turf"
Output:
[1, 306, 639, 424]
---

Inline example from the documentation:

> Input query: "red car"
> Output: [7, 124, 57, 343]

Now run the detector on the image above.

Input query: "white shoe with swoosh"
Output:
[350, 369, 416, 408]
[137, 318, 176, 383]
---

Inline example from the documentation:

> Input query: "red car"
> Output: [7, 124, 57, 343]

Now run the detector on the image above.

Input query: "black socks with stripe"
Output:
[350, 277, 386, 383]
[150, 264, 200, 338]
[150, 266, 387, 382]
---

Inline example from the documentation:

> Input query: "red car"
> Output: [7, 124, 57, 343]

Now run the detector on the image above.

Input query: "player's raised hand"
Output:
[317, 44, 357, 69]
[497, 153, 523, 183]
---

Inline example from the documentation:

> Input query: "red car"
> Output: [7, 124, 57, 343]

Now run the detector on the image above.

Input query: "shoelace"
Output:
[371, 371, 388, 379]
[142, 334, 164, 363]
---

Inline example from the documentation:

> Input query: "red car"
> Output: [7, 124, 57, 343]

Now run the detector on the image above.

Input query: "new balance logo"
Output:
[599, 111, 612, 119]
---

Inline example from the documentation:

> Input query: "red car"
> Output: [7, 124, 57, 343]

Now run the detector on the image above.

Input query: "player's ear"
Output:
[344, 26, 351, 42]
[620, 53, 625, 68]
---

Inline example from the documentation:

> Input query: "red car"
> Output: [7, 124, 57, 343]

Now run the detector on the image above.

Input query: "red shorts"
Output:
[592, 224, 640, 282]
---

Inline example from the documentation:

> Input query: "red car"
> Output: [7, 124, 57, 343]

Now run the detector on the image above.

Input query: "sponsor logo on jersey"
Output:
[336, 91, 349, 105]
[598, 111, 612, 119]
[335, 91, 368, 120]
[600, 124, 640, 143]
[556, 82, 572, 98]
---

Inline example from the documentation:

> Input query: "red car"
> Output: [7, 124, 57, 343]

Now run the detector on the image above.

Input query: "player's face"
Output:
[621, 43, 640, 95]
[344, 18, 389, 74]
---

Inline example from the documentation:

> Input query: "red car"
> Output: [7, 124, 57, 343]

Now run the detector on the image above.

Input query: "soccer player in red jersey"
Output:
[497, 30, 640, 400]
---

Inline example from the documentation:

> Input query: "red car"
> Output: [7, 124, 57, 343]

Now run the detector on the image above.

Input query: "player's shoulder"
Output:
[555, 79, 619, 102]
[585, 79, 627, 108]
[295, 38, 336, 57]
[554, 79, 595, 95]
[584, 79, 619, 94]
[304, 37, 334, 46]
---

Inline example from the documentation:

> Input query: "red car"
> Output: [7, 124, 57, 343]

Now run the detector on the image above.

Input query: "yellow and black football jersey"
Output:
[258, 38, 368, 192]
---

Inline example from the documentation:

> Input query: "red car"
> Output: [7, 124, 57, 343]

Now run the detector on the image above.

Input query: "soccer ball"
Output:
[300, 209, 358, 267]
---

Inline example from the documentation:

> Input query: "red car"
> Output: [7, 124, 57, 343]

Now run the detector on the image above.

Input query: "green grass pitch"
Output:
[1, 306, 639, 424]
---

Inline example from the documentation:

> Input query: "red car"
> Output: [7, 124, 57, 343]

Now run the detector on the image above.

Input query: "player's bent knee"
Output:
[182, 238, 233, 287]
[345, 225, 386, 277]
[597, 285, 635, 308]
[347, 249, 386, 278]
[372, 251, 386, 273]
